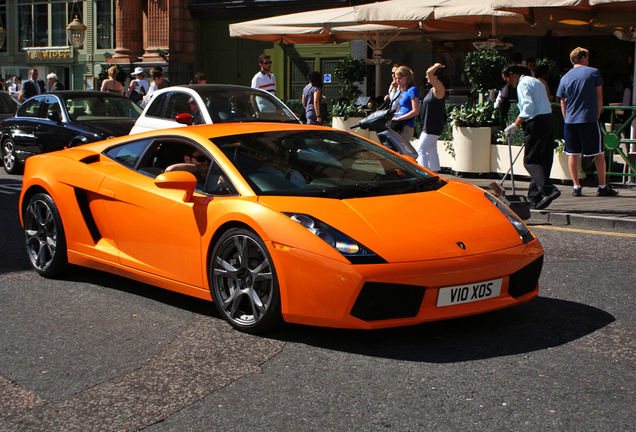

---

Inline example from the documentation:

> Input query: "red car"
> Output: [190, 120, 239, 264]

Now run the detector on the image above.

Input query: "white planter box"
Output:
[452, 126, 491, 173]
[331, 116, 369, 139]
[437, 140, 454, 168]
[490, 144, 585, 181]
[491, 144, 529, 176]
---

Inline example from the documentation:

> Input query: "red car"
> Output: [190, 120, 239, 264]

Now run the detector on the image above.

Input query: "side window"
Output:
[42, 97, 62, 120]
[208, 162, 237, 195]
[145, 93, 167, 118]
[104, 139, 152, 168]
[164, 92, 194, 121]
[17, 97, 43, 118]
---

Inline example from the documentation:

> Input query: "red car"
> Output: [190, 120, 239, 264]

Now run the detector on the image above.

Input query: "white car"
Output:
[129, 84, 300, 134]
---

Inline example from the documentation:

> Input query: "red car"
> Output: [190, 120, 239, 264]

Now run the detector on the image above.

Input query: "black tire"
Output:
[209, 228, 283, 334]
[2, 139, 24, 175]
[23, 193, 68, 278]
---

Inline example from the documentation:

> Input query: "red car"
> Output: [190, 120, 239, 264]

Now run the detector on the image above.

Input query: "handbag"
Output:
[129, 81, 146, 103]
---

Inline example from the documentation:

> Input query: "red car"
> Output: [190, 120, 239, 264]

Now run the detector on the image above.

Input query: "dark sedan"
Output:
[1, 91, 142, 174]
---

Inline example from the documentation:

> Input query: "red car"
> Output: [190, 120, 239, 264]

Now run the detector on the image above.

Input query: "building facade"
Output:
[0, 0, 194, 91]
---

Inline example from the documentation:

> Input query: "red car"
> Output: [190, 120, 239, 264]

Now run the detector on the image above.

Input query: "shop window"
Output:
[95, 0, 113, 50]
[17, 1, 85, 48]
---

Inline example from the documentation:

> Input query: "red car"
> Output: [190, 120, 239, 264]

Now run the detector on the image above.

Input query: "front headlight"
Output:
[485, 193, 535, 244]
[284, 213, 386, 264]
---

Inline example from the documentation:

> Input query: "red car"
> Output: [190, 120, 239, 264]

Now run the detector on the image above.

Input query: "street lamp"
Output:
[67, 15, 86, 49]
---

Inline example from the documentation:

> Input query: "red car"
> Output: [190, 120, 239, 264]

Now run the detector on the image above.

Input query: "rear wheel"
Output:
[210, 228, 283, 334]
[2, 139, 23, 175]
[24, 193, 68, 278]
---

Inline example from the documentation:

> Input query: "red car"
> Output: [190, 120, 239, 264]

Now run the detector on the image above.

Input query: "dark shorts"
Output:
[564, 122, 603, 157]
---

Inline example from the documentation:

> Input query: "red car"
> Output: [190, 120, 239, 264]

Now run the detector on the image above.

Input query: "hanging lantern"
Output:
[67, 15, 86, 49]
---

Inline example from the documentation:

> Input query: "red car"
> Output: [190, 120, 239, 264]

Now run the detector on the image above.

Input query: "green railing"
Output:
[582, 106, 636, 181]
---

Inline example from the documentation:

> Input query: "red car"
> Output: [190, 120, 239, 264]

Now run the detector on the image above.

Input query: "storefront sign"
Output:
[23, 47, 74, 63]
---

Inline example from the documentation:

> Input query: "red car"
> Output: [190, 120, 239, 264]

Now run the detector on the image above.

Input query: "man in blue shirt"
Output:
[557, 47, 618, 197]
[503, 64, 560, 210]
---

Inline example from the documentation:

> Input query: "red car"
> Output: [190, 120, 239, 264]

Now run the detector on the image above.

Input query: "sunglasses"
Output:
[261, 61, 272, 65]
[190, 154, 208, 163]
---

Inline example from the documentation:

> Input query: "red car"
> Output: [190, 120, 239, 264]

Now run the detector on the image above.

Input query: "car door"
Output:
[34, 96, 76, 154]
[8, 96, 45, 160]
[99, 138, 214, 288]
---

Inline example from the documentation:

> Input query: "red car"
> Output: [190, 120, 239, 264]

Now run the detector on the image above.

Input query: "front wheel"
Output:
[2, 139, 24, 174]
[210, 228, 283, 334]
[23, 193, 68, 278]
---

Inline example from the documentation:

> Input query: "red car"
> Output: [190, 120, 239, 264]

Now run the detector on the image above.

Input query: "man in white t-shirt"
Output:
[251, 54, 276, 94]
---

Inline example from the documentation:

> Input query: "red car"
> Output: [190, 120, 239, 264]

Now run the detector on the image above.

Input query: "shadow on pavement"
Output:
[267, 297, 615, 363]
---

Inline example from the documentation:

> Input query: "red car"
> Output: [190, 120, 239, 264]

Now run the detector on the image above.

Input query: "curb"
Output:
[527, 209, 636, 231]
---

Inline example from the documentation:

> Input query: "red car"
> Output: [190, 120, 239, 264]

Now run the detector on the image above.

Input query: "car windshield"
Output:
[65, 95, 143, 121]
[211, 130, 444, 198]
[195, 88, 298, 124]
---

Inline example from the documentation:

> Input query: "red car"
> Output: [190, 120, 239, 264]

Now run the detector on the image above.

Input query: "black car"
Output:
[0, 92, 20, 122]
[1, 91, 142, 174]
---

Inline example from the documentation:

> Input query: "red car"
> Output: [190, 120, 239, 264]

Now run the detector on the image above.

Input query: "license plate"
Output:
[437, 278, 502, 307]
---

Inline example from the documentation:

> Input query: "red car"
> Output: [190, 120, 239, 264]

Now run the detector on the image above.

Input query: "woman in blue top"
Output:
[391, 66, 420, 142]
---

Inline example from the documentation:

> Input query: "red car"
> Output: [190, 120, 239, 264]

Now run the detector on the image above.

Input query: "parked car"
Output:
[19, 122, 544, 334]
[1, 91, 142, 174]
[0, 92, 20, 121]
[129, 84, 299, 134]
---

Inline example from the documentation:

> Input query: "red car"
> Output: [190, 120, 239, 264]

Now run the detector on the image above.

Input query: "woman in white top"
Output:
[141, 69, 163, 108]
[127, 67, 149, 106]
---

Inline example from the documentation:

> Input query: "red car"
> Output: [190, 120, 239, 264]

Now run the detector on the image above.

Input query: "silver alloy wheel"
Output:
[24, 197, 59, 272]
[212, 231, 275, 329]
[2, 139, 16, 172]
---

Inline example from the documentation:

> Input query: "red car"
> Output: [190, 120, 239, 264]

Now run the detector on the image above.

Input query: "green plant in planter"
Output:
[330, 100, 367, 120]
[333, 56, 367, 105]
[449, 102, 498, 127]
[463, 49, 507, 101]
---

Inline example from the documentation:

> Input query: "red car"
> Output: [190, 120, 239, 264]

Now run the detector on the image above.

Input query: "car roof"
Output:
[42, 91, 131, 101]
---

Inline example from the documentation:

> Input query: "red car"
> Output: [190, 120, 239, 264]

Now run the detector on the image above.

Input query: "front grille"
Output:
[508, 256, 543, 298]
[350, 282, 426, 322]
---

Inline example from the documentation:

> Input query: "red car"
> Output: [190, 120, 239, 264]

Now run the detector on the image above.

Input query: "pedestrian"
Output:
[390, 66, 419, 143]
[414, 63, 448, 173]
[526, 57, 537, 77]
[191, 72, 207, 85]
[384, 63, 404, 111]
[127, 67, 149, 106]
[0, 77, 5, 92]
[47, 73, 65, 92]
[251, 54, 276, 95]
[140, 68, 163, 108]
[556, 47, 619, 197]
[19, 68, 45, 102]
[150, 66, 170, 89]
[100, 66, 124, 95]
[302, 71, 323, 125]
[8, 76, 21, 99]
[503, 64, 561, 210]
[535, 64, 552, 101]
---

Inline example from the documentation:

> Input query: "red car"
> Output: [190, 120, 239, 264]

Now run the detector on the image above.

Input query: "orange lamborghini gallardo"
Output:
[20, 123, 543, 333]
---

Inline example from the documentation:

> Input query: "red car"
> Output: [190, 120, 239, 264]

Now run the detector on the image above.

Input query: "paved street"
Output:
[1, 169, 635, 431]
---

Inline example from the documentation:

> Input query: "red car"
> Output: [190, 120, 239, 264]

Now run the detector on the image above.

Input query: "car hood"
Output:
[74, 119, 137, 138]
[258, 180, 529, 263]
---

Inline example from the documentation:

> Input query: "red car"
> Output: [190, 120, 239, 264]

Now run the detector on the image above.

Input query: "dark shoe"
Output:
[536, 189, 561, 210]
[572, 187, 582, 197]
[597, 185, 619, 196]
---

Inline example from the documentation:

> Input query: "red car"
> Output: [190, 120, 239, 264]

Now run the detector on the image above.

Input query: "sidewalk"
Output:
[440, 173, 636, 231]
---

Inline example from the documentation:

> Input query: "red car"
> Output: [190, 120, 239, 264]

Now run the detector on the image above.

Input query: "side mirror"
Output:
[155, 170, 198, 202]
[47, 112, 61, 122]
[175, 113, 194, 125]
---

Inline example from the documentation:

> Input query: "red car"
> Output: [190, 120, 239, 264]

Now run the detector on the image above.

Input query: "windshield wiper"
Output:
[403, 176, 444, 193]
[317, 184, 380, 199]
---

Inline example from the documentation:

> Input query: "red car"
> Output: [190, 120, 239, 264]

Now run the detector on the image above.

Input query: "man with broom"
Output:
[502, 64, 560, 210]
